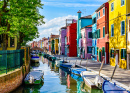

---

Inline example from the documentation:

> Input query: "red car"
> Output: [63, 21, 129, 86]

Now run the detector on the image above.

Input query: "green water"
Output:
[12, 57, 103, 93]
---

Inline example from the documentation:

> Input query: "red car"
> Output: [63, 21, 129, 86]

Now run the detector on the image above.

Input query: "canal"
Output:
[12, 56, 103, 93]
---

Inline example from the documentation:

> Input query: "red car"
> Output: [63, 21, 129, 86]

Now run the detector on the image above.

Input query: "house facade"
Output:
[92, 12, 97, 61]
[96, 2, 109, 64]
[108, 0, 130, 69]
[81, 25, 92, 59]
[59, 27, 67, 55]
[66, 23, 77, 57]
[77, 10, 92, 57]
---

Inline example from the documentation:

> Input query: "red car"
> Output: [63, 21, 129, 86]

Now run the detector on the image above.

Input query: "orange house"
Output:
[96, 2, 109, 64]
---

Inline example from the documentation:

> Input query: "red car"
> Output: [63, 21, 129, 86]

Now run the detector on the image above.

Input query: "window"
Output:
[102, 47, 105, 56]
[110, 49, 114, 58]
[92, 17, 96, 24]
[0, 35, 3, 47]
[111, 2, 114, 11]
[97, 47, 99, 55]
[88, 32, 92, 38]
[121, 49, 126, 60]
[111, 24, 114, 37]
[103, 8, 105, 15]
[10, 37, 15, 47]
[87, 46, 92, 53]
[99, 12, 100, 18]
[103, 27, 105, 38]
[121, 0, 125, 6]
[121, 21, 125, 35]
[97, 13, 98, 19]
[92, 47, 95, 55]
[97, 29, 100, 38]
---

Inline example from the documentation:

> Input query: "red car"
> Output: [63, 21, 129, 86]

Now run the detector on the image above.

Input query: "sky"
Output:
[33, 0, 107, 42]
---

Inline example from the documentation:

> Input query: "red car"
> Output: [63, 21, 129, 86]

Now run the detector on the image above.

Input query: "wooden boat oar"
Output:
[110, 64, 117, 81]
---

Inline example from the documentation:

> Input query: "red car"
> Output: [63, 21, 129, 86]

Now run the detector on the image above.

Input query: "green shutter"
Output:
[103, 27, 105, 37]
[122, 21, 125, 35]
[121, 49, 123, 59]
[124, 49, 126, 60]
[99, 29, 100, 38]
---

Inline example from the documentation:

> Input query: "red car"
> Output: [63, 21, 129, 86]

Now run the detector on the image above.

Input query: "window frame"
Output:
[121, 20, 125, 35]
[10, 37, 15, 47]
[121, 49, 126, 60]
[87, 46, 92, 54]
[111, 24, 114, 37]
[111, 2, 114, 11]
[103, 8, 105, 16]
[110, 49, 114, 58]
[88, 32, 92, 39]
[121, 0, 125, 6]
[103, 27, 105, 38]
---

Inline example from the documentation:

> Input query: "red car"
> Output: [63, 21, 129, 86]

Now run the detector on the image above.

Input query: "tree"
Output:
[0, 0, 45, 50]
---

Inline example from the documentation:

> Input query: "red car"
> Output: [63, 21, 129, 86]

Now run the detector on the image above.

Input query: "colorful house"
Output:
[108, 0, 130, 69]
[50, 34, 59, 54]
[0, 35, 17, 50]
[43, 38, 48, 52]
[54, 38, 59, 54]
[77, 10, 92, 57]
[59, 27, 67, 55]
[92, 12, 97, 61]
[81, 25, 92, 59]
[95, 2, 109, 64]
[66, 23, 77, 57]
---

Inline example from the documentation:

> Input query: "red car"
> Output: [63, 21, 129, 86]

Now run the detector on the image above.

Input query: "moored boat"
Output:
[70, 68, 87, 76]
[31, 56, 39, 62]
[60, 63, 75, 68]
[24, 70, 44, 85]
[102, 80, 130, 93]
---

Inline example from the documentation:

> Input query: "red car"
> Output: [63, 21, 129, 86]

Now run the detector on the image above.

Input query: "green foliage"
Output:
[0, 0, 45, 49]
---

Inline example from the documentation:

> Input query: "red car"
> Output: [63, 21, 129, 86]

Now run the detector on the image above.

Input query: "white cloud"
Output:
[33, 15, 77, 41]
[42, 1, 101, 7]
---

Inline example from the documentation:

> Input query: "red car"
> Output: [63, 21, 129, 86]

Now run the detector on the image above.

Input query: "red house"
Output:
[66, 23, 77, 57]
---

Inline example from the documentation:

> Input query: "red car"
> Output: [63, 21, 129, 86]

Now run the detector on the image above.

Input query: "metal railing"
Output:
[0, 49, 24, 74]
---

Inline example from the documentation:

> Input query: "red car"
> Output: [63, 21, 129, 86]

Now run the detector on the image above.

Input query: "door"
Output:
[99, 50, 101, 62]
[115, 50, 119, 65]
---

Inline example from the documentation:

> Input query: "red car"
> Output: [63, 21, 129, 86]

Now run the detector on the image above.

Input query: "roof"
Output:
[50, 34, 59, 38]
[77, 10, 81, 13]
[95, 3, 106, 12]
[81, 25, 92, 29]
[80, 15, 92, 19]
[61, 26, 67, 29]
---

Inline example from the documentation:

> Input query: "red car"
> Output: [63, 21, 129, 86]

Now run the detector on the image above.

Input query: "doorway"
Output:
[115, 50, 119, 65]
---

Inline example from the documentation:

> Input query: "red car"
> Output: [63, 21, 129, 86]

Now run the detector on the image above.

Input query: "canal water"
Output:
[12, 57, 103, 93]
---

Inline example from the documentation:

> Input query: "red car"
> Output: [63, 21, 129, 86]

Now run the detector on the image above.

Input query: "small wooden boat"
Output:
[31, 56, 39, 62]
[70, 68, 87, 76]
[81, 71, 101, 89]
[60, 63, 75, 68]
[102, 80, 130, 93]
[48, 55, 56, 62]
[24, 70, 44, 85]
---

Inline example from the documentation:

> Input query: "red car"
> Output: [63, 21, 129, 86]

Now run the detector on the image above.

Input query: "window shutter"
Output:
[124, 49, 126, 60]
[121, 49, 123, 59]
[103, 27, 105, 37]
[99, 29, 100, 38]
[110, 49, 112, 57]
[122, 21, 125, 35]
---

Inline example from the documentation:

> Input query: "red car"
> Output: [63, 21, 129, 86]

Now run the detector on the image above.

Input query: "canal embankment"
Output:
[0, 47, 30, 93]
[55, 55, 130, 91]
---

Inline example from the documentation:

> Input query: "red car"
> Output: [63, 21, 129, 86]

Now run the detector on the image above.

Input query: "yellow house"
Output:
[54, 38, 59, 54]
[0, 35, 17, 50]
[108, 0, 130, 69]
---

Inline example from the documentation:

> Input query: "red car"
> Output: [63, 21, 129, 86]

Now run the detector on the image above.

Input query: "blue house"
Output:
[77, 10, 92, 57]
[92, 12, 97, 61]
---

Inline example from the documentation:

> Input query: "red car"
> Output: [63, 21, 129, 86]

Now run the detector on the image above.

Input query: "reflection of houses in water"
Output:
[59, 69, 67, 85]
[49, 62, 55, 71]
[54, 64, 59, 73]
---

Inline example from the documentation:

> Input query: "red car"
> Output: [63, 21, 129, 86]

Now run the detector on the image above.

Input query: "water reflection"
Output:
[12, 56, 103, 93]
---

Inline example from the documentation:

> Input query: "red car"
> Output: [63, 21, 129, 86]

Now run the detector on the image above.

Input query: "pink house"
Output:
[81, 25, 92, 59]
[44, 39, 48, 51]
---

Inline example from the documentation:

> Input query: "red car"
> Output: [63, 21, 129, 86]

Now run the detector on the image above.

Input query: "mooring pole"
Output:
[111, 64, 117, 81]
[86, 57, 88, 69]
[75, 60, 77, 65]
[80, 58, 82, 65]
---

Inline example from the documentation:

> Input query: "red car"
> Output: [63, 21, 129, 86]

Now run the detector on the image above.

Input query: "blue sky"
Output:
[33, 0, 107, 41]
